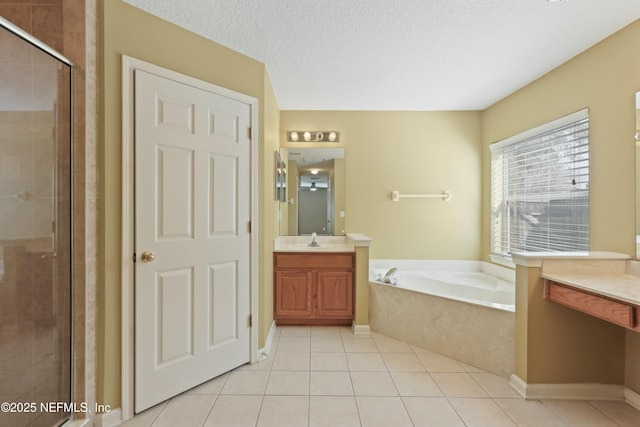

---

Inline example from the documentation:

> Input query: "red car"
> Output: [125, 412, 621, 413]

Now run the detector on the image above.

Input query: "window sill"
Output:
[490, 253, 515, 269]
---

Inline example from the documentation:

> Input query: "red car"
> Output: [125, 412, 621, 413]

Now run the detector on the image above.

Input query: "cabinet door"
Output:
[275, 271, 314, 318]
[315, 271, 353, 319]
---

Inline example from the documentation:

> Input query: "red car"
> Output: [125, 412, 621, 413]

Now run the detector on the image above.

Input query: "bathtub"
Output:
[369, 260, 515, 376]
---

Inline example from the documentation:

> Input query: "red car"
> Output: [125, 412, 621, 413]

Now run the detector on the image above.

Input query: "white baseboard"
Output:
[63, 418, 94, 427]
[91, 408, 122, 427]
[509, 374, 527, 398]
[510, 374, 629, 402]
[352, 323, 370, 335]
[625, 388, 640, 411]
[256, 321, 277, 361]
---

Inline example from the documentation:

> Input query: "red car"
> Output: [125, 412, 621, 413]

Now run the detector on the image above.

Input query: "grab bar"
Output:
[0, 191, 29, 201]
[391, 190, 451, 202]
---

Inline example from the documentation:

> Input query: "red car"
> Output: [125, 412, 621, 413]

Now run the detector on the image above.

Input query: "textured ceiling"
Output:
[124, 0, 640, 111]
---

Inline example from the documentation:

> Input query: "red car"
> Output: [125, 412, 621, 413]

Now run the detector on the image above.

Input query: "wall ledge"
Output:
[347, 233, 373, 247]
[510, 251, 630, 268]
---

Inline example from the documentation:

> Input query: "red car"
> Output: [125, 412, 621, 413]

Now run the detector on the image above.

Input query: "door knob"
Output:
[141, 251, 155, 263]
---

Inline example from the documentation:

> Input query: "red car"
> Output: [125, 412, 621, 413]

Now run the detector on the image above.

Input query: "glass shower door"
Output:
[0, 21, 72, 427]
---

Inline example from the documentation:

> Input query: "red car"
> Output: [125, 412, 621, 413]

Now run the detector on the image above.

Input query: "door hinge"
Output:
[248, 221, 251, 233]
[247, 127, 252, 140]
[248, 314, 252, 328]
[132, 252, 136, 263]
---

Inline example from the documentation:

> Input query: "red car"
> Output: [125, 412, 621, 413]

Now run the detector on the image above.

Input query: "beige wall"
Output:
[482, 21, 640, 260]
[515, 266, 626, 385]
[100, 0, 279, 408]
[98, 2, 640, 409]
[483, 20, 640, 392]
[281, 111, 483, 259]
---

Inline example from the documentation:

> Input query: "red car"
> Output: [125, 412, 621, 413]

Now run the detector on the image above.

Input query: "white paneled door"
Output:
[134, 69, 251, 412]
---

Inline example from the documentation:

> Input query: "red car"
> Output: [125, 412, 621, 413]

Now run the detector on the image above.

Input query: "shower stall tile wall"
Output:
[0, 15, 73, 427]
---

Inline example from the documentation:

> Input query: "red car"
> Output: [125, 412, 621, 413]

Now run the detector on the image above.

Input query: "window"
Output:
[490, 110, 589, 261]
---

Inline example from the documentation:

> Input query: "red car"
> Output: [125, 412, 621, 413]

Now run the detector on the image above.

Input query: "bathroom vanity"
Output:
[274, 252, 354, 325]
[541, 259, 640, 332]
[273, 236, 359, 326]
[509, 252, 640, 401]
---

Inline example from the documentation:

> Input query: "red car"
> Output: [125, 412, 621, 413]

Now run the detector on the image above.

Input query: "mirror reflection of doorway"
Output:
[298, 185, 330, 235]
[0, 19, 72, 427]
[285, 148, 344, 236]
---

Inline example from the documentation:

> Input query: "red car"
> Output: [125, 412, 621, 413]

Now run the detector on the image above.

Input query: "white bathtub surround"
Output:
[368, 260, 515, 376]
[369, 260, 515, 311]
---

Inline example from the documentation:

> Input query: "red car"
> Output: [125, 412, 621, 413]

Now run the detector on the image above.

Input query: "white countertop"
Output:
[273, 234, 373, 253]
[538, 258, 640, 306]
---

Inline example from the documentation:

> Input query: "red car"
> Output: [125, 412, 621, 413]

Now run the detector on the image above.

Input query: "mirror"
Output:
[279, 148, 345, 236]
[274, 151, 287, 202]
[636, 92, 640, 258]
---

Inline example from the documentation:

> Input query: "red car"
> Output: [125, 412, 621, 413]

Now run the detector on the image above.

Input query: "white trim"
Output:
[490, 108, 589, 152]
[625, 388, 640, 411]
[121, 55, 259, 422]
[257, 321, 277, 361]
[62, 418, 93, 427]
[509, 374, 527, 398]
[510, 374, 625, 401]
[352, 323, 371, 335]
[121, 55, 135, 422]
[490, 253, 515, 269]
[91, 408, 123, 427]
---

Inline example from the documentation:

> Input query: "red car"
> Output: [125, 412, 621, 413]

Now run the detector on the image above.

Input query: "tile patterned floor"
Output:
[122, 326, 640, 427]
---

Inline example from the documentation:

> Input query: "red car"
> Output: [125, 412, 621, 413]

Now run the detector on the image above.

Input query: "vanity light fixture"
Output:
[287, 130, 340, 143]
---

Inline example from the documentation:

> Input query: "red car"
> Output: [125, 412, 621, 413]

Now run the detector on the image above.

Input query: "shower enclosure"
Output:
[0, 18, 73, 427]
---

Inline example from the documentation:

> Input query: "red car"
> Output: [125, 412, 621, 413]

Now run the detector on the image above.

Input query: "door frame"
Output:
[120, 55, 259, 421]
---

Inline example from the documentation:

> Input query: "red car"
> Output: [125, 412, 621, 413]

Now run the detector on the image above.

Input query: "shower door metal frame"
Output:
[0, 15, 75, 426]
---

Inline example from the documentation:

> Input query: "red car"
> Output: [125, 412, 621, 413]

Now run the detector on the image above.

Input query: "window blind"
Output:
[490, 110, 589, 259]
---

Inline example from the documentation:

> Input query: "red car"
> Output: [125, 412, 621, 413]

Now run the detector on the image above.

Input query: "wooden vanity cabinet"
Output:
[274, 252, 354, 325]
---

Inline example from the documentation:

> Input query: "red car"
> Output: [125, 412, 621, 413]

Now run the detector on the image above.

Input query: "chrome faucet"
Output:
[308, 232, 320, 247]
[382, 268, 398, 284]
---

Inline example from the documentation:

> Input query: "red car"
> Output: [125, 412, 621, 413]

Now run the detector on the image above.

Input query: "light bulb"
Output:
[303, 131, 311, 141]
[289, 131, 299, 141]
[328, 132, 337, 142]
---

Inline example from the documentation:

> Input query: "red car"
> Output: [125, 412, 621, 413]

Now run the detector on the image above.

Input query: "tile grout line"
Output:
[341, 332, 364, 427]
[586, 400, 627, 426]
